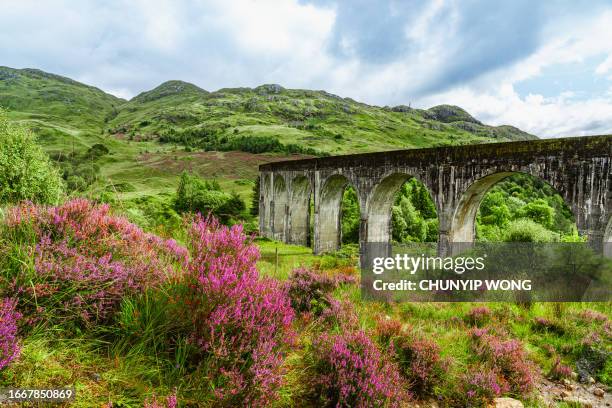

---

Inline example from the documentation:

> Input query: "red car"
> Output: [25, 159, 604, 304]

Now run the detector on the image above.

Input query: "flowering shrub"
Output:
[286, 267, 355, 315]
[1, 199, 187, 327]
[532, 316, 565, 334]
[0, 298, 21, 370]
[374, 317, 404, 347]
[374, 318, 447, 398]
[469, 328, 538, 395]
[548, 357, 573, 380]
[460, 364, 509, 407]
[392, 334, 449, 398]
[465, 306, 492, 327]
[286, 267, 337, 314]
[577, 309, 608, 323]
[318, 297, 360, 330]
[143, 391, 177, 408]
[181, 215, 294, 406]
[307, 330, 408, 407]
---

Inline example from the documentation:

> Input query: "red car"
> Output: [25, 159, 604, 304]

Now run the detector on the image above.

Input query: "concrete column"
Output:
[604, 216, 612, 258]
[271, 173, 288, 242]
[314, 174, 347, 254]
[287, 176, 311, 246]
[258, 173, 272, 239]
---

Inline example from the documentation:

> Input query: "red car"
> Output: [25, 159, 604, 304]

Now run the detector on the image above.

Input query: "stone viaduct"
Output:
[258, 135, 612, 257]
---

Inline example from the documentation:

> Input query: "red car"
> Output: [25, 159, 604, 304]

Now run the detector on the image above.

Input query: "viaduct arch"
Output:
[259, 135, 612, 256]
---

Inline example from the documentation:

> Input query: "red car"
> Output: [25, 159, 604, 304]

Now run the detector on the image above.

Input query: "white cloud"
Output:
[1, 0, 611, 137]
[596, 54, 612, 76]
[411, 9, 612, 137]
[419, 84, 612, 137]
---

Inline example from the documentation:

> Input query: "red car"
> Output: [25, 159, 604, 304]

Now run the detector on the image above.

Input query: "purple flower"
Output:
[0, 298, 21, 370]
[308, 330, 409, 407]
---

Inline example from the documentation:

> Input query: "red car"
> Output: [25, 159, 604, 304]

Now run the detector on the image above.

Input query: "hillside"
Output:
[0, 66, 124, 151]
[0, 67, 536, 199]
[106, 82, 536, 155]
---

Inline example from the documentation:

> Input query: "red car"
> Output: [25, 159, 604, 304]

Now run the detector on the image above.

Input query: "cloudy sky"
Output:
[2, 0, 612, 138]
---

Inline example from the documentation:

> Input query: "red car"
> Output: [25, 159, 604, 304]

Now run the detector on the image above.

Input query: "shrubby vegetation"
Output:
[0, 109, 64, 204]
[0, 298, 21, 370]
[160, 127, 324, 156]
[341, 186, 360, 244]
[0, 199, 187, 329]
[51, 143, 110, 192]
[340, 173, 579, 244]
[391, 179, 438, 243]
[477, 174, 579, 242]
[180, 215, 295, 405]
[0, 202, 295, 406]
[305, 330, 408, 407]
[175, 171, 246, 224]
[1, 199, 609, 405]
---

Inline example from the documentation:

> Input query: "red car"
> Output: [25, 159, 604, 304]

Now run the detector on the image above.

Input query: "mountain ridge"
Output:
[0, 66, 537, 158]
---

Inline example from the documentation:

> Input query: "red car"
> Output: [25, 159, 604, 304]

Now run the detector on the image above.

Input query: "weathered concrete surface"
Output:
[259, 135, 612, 256]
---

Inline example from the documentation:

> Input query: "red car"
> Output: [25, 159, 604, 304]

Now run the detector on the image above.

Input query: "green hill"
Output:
[106, 82, 535, 155]
[0, 66, 124, 151]
[0, 66, 537, 199]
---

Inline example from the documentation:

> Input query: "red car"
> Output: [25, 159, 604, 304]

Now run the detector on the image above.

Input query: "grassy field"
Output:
[2, 237, 609, 407]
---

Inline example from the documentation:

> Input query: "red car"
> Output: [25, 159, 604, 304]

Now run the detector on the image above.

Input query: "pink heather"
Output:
[182, 215, 294, 406]
[4, 199, 187, 326]
[310, 330, 409, 407]
[0, 298, 21, 370]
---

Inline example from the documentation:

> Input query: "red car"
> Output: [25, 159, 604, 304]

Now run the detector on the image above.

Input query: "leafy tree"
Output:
[518, 199, 555, 229]
[479, 191, 511, 227]
[390, 180, 438, 243]
[175, 171, 246, 223]
[503, 218, 557, 243]
[341, 186, 360, 244]
[251, 176, 260, 216]
[478, 174, 575, 242]
[0, 109, 64, 204]
[219, 191, 246, 217]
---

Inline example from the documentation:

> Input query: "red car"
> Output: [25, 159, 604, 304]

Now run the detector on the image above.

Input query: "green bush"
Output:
[478, 174, 575, 241]
[518, 199, 555, 228]
[0, 108, 64, 204]
[175, 172, 246, 223]
[503, 218, 557, 243]
[341, 186, 360, 244]
[390, 179, 437, 243]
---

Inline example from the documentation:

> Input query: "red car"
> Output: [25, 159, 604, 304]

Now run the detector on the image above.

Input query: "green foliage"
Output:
[175, 171, 246, 223]
[0, 108, 64, 204]
[51, 143, 111, 192]
[160, 127, 324, 156]
[391, 179, 438, 243]
[479, 191, 511, 227]
[250, 176, 260, 216]
[503, 218, 557, 243]
[122, 193, 183, 236]
[478, 174, 576, 242]
[518, 199, 555, 229]
[341, 186, 360, 244]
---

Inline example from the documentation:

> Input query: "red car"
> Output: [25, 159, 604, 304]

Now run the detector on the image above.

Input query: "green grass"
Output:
[2, 238, 610, 406]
